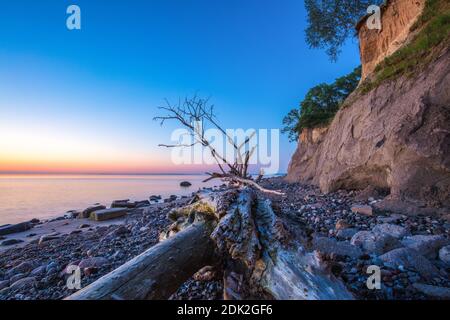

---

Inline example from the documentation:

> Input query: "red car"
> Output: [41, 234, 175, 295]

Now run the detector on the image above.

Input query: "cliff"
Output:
[358, 0, 426, 80]
[287, 0, 450, 209]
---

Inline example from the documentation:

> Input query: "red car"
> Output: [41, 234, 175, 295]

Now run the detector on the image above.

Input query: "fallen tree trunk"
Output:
[67, 188, 353, 300]
[66, 222, 216, 300]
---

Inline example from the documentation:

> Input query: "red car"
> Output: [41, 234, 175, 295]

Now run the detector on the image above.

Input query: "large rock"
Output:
[286, 46, 450, 208]
[312, 237, 362, 258]
[1, 239, 24, 246]
[0, 222, 32, 236]
[379, 248, 439, 278]
[90, 208, 127, 221]
[351, 205, 373, 216]
[401, 235, 450, 259]
[372, 223, 409, 239]
[9, 277, 36, 291]
[439, 245, 450, 265]
[350, 231, 401, 255]
[413, 283, 450, 299]
[78, 257, 108, 269]
[180, 181, 192, 187]
[80, 205, 106, 219]
[6, 261, 36, 278]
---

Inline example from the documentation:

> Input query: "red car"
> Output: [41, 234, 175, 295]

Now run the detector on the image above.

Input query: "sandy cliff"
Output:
[287, 0, 450, 209]
[358, 0, 426, 80]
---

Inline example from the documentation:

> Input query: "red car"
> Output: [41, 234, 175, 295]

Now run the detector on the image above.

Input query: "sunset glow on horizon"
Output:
[0, 1, 360, 175]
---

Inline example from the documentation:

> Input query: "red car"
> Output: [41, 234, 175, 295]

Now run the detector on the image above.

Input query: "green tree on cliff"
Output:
[304, 0, 383, 60]
[282, 66, 361, 142]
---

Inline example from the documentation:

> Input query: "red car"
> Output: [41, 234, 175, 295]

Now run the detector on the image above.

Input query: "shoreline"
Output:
[0, 178, 449, 300]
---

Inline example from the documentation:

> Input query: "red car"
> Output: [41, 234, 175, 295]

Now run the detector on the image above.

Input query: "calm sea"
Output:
[0, 174, 219, 225]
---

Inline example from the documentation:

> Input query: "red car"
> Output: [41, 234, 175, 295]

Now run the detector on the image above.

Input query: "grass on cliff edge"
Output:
[359, 0, 450, 94]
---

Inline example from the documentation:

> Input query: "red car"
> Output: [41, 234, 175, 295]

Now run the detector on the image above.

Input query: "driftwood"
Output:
[66, 222, 216, 300]
[67, 188, 353, 300]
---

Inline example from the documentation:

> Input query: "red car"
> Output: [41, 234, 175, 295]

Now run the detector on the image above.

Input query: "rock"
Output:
[312, 237, 363, 258]
[0, 222, 32, 236]
[78, 257, 108, 269]
[111, 199, 136, 209]
[401, 235, 450, 259]
[439, 245, 450, 265]
[351, 231, 401, 255]
[90, 208, 127, 221]
[46, 261, 59, 273]
[335, 219, 350, 231]
[336, 228, 359, 240]
[351, 205, 373, 216]
[372, 223, 409, 239]
[66, 210, 80, 219]
[9, 277, 36, 291]
[413, 283, 450, 299]
[9, 273, 26, 284]
[6, 261, 35, 277]
[379, 248, 439, 278]
[38, 233, 61, 245]
[79, 224, 90, 229]
[1, 239, 24, 246]
[377, 214, 402, 224]
[30, 266, 46, 277]
[80, 205, 106, 219]
[134, 200, 150, 208]
[0, 280, 9, 291]
[149, 195, 162, 202]
[180, 181, 192, 187]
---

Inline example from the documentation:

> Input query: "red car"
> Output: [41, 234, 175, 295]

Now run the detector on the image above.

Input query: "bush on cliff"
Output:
[282, 66, 361, 142]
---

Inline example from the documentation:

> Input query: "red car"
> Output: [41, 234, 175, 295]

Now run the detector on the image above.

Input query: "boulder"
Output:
[90, 208, 127, 221]
[413, 283, 450, 299]
[80, 205, 106, 219]
[439, 245, 450, 265]
[379, 248, 439, 278]
[9, 273, 26, 284]
[38, 233, 61, 245]
[0, 222, 32, 236]
[1, 239, 24, 246]
[0, 280, 9, 291]
[9, 277, 36, 291]
[312, 237, 362, 258]
[350, 231, 401, 255]
[401, 235, 450, 259]
[336, 228, 359, 240]
[180, 181, 192, 187]
[350, 205, 373, 216]
[149, 195, 162, 202]
[111, 199, 135, 209]
[335, 219, 350, 231]
[6, 261, 35, 277]
[78, 257, 108, 270]
[372, 223, 409, 239]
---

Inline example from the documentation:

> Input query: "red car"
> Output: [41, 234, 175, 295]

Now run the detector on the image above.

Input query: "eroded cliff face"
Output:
[287, 46, 450, 207]
[358, 0, 426, 80]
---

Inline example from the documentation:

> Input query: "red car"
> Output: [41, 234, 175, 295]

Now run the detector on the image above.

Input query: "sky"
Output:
[0, 0, 361, 174]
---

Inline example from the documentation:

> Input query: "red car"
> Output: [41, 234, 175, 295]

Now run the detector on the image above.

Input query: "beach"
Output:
[0, 177, 449, 300]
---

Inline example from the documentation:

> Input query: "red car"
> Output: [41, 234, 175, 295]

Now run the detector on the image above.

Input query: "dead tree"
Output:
[66, 97, 352, 300]
[67, 188, 353, 300]
[153, 96, 284, 195]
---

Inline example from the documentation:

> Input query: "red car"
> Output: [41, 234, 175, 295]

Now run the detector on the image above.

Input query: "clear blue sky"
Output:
[0, 0, 360, 174]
